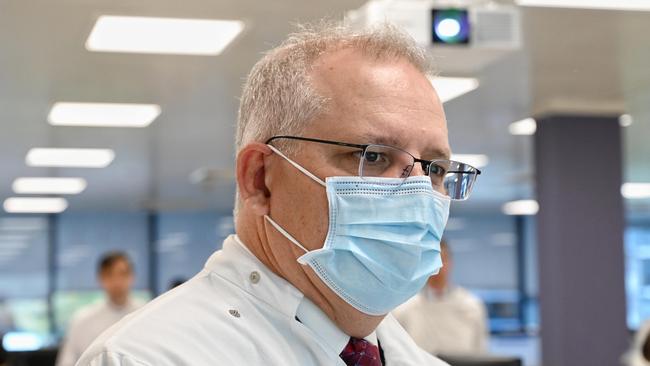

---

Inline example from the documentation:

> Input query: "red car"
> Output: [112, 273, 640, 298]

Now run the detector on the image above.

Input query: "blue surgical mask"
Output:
[264, 145, 450, 315]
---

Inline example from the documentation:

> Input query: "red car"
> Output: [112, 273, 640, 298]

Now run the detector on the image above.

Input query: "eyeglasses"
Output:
[265, 135, 481, 200]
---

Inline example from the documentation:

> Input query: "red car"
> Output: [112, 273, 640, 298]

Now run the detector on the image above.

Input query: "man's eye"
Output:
[430, 163, 447, 177]
[365, 151, 380, 162]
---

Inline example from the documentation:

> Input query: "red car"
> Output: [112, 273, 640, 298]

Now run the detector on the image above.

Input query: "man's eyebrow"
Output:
[356, 132, 450, 160]
[424, 148, 451, 161]
[358, 133, 403, 147]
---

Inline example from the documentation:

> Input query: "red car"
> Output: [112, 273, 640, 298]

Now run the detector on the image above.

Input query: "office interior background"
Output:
[1, 0, 649, 365]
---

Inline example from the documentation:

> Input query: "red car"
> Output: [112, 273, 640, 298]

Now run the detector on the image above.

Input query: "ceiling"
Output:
[0, 0, 648, 216]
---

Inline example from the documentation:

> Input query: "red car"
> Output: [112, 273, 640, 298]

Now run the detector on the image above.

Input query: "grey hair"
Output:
[234, 21, 435, 216]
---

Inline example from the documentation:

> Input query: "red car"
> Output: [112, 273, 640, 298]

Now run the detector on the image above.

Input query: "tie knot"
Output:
[340, 337, 382, 366]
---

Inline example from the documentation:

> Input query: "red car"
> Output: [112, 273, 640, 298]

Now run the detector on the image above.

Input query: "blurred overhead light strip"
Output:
[3, 197, 68, 214]
[86, 16, 245, 55]
[516, 0, 650, 11]
[12, 178, 87, 195]
[429, 77, 479, 103]
[502, 199, 539, 215]
[451, 154, 489, 168]
[622, 183, 650, 199]
[26, 148, 115, 168]
[509, 118, 537, 135]
[48, 102, 161, 127]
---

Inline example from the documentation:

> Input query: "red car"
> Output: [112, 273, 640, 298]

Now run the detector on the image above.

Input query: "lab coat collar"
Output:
[206, 235, 378, 354]
[204, 234, 304, 319]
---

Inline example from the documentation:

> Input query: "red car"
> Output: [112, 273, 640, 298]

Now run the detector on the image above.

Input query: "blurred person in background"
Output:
[0, 334, 6, 366]
[167, 277, 186, 291]
[0, 297, 14, 338]
[394, 240, 489, 356]
[625, 319, 650, 366]
[56, 251, 142, 366]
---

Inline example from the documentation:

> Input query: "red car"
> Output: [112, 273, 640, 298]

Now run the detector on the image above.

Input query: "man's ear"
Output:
[236, 143, 273, 216]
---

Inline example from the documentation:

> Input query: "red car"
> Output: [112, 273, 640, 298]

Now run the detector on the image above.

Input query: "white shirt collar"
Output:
[296, 297, 379, 353]
[207, 234, 378, 352]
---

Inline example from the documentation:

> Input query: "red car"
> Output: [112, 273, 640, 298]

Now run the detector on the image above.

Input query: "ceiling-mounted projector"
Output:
[346, 1, 522, 72]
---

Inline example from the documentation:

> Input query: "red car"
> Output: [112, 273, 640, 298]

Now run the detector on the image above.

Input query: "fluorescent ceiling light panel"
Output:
[622, 183, 650, 199]
[26, 148, 115, 168]
[516, 0, 650, 11]
[502, 199, 539, 215]
[3, 197, 69, 214]
[86, 16, 245, 55]
[48, 102, 161, 127]
[12, 177, 87, 195]
[451, 154, 489, 168]
[430, 77, 479, 103]
[509, 117, 537, 135]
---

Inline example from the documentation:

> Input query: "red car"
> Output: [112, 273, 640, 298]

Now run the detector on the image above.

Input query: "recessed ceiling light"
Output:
[12, 177, 87, 195]
[509, 117, 537, 135]
[86, 16, 245, 55]
[430, 77, 479, 103]
[3, 197, 69, 214]
[516, 0, 650, 11]
[502, 199, 539, 215]
[48, 102, 161, 127]
[622, 183, 650, 199]
[451, 154, 489, 168]
[619, 114, 633, 127]
[26, 148, 115, 168]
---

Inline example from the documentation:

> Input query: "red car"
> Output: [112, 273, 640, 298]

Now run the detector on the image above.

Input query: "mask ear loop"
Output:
[264, 144, 325, 256]
[263, 215, 309, 254]
[266, 145, 326, 187]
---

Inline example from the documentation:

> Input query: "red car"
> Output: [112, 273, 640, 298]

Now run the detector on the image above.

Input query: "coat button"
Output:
[249, 271, 260, 284]
[229, 309, 240, 318]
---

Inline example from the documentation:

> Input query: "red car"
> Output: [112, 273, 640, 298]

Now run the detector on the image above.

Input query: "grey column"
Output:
[535, 115, 628, 366]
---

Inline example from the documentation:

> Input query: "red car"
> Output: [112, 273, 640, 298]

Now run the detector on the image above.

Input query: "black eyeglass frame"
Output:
[265, 135, 482, 177]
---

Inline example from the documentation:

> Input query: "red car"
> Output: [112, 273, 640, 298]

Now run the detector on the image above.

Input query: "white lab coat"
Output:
[77, 235, 447, 365]
[393, 286, 489, 356]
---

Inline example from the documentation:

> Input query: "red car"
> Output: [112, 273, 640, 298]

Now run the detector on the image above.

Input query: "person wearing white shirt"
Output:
[394, 241, 489, 356]
[77, 20, 482, 366]
[624, 320, 650, 366]
[56, 252, 142, 366]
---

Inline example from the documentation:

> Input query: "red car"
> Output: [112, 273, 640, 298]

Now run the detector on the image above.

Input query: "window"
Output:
[0, 216, 50, 349]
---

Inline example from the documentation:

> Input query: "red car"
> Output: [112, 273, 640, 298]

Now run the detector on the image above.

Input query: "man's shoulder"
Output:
[77, 270, 266, 365]
[452, 287, 486, 309]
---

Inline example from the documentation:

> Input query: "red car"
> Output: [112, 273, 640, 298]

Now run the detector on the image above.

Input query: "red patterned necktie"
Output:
[339, 337, 382, 366]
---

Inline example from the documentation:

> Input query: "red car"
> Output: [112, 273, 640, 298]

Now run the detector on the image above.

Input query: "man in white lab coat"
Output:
[57, 252, 142, 366]
[394, 241, 490, 356]
[78, 21, 481, 366]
